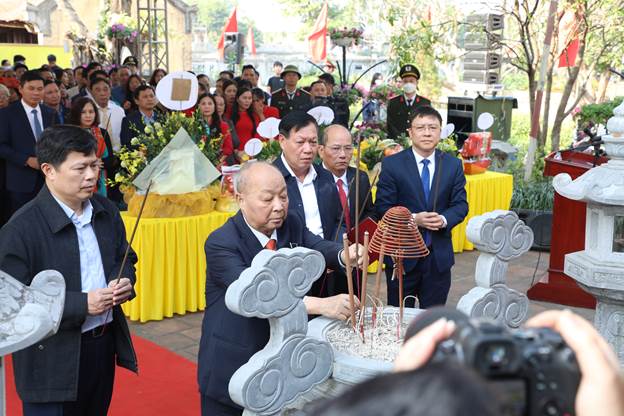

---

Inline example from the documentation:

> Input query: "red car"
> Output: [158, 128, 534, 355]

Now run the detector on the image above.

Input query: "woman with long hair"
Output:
[221, 79, 237, 119]
[69, 97, 116, 196]
[230, 87, 260, 154]
[197, 93, 234, 163]
[122, 74, 144, 114]
[149, 68, 167, 87]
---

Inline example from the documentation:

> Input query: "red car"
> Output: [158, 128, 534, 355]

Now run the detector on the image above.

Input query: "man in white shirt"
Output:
[273, 111, 345, 298]
[90, 77, 125, 151]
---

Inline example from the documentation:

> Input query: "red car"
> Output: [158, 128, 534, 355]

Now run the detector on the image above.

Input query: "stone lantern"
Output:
[553, 101, 624, 365]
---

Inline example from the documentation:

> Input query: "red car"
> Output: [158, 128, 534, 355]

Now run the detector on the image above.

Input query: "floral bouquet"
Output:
[368, 84, 402, 105]
[256, 140, 282, 162]
[106, 15, 138, 43]
[335, 85, 362, 107]
[329, 27, 364, 47]
[110, 111, 225, 217]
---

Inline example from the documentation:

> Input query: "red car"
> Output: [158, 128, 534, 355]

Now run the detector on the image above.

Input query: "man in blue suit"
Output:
[273, 111, 345, 297]
[0, 70, 60, 215]
[376, 106, 468, 309]
[198, 161, 362, 416]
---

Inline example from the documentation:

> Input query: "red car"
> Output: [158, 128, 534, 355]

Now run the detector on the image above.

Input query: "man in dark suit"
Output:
[271, 65, 312, 118]
[386, 64, 431, 140]
[0, 70, 60, 215]
[376, 106, 468, 309]
[120, 84, 161, 148]
[318, 124, 375, 296]
[198, 161, 362, 416]
[0, 125, 137, 416]
[272, 112, 345, 297]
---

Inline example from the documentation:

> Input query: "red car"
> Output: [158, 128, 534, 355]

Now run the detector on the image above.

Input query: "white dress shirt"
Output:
[52, 196, 112, 332]
[21, 100, 44, 140]
[97, 100, 125, 151]
[243, 215, 278, 247]
[281, 154, 324, 237]
[412, 148, 447, 227]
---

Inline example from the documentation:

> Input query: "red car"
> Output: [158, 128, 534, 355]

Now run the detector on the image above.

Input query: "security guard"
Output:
[271, 65, 312, 118]
[386, 64, 431, 140]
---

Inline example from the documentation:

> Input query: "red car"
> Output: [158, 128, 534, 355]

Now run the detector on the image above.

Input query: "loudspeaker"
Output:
[224, 32, 245, 64]
[466, 14, 504, 31]
[463, 31, 501, 51]
[463, 51, 501, 71]
[462, 70, 499, 84]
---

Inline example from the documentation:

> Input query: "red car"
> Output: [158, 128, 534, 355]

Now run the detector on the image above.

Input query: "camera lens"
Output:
[485, 344, 509, 368]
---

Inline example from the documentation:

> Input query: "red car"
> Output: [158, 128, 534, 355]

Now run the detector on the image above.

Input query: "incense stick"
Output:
[342, 234, 357, 329]
[359, 231, 370, 335]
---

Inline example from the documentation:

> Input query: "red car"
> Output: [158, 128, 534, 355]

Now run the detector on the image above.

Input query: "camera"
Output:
[429, 318, 580, 416]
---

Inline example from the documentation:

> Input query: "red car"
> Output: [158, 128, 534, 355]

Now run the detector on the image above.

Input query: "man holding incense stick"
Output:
[198, 161, 363, 416]
[0, 125, 137, 416]
[376, 106, 467, 309]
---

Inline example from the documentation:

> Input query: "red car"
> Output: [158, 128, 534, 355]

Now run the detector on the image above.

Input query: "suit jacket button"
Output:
[38, 344, 44, 350]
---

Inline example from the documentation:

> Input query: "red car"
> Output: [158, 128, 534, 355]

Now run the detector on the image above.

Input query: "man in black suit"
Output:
[0, 70, 60, 215]
[376, 106, 468, 308]
[318, 124, 375, 296]
[120, 84, 161, 148]
[198, 161, 362, 416]
[386, 64, 431, 140]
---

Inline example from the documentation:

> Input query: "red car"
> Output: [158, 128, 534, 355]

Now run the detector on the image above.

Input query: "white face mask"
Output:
[403, 82, 417, 94]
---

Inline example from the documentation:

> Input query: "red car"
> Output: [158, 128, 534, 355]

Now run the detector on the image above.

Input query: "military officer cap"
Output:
[399, 64, 421, 80]
[123, 56, 138, 66]
[281, 64, 302, 79]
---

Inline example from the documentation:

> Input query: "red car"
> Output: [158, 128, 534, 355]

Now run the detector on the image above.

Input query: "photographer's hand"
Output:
[394, 318, 456, 372]
[527, 310, 624, 416]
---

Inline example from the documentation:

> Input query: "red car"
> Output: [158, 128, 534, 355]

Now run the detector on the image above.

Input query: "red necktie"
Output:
[336, 179, 351, 231]
[264, 239, 277, 250]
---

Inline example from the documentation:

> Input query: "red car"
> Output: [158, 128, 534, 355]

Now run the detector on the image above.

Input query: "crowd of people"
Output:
[0, 52, 623, 416]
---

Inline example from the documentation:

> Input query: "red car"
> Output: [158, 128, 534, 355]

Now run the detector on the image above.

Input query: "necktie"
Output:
[420, 159, 431, 246]
[407, 99, 413, 108]
[336, 179, 351, 231]
[31, 109, 43, 140]
[264, 239, 277, 250]
[100, 106, 110, 129]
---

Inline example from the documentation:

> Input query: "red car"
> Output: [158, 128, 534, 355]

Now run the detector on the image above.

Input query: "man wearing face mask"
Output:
[386, 64, 431, 141]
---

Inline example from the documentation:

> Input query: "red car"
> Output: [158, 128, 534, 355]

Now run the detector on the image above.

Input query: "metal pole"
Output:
[524, 0, 558, 181]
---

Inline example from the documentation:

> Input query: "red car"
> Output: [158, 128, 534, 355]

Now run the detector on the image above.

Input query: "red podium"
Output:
[527, 150, 608, 308]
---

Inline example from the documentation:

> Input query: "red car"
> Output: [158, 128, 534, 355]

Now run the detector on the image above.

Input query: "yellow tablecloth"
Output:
[451, 171, 513, 252]
[120, 211, 234, 322]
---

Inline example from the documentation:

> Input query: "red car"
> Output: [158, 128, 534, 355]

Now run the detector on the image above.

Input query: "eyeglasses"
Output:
[411, 125, 440, 133]
[327, 145, 354, 154]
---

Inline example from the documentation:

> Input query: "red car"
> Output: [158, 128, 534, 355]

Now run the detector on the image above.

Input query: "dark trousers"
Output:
[386, 246, 451, 309]
[22, 327, 116, 416]
[201, 395, 243, 416]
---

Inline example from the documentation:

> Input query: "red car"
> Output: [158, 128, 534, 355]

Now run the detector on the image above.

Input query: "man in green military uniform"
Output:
[386, 64, 431, 140]
[271, 65, 312, 118]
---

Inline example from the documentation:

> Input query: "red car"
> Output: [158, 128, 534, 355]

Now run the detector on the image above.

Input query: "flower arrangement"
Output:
[106, 15, 138, 43]
[335, 85, 362, 107]
[110, 110, 224, 188]
[256, 140, 282, 162]
[437, 135, 459, 155]
[329, 27, 364, 46]
[368, 84, 402, 105]
[360, 137, 405, 171]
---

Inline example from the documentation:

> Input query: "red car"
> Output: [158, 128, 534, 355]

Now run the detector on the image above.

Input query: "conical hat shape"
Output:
[369, 206, 429, 259]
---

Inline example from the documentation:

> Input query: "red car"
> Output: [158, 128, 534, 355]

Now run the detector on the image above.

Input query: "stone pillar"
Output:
[0, 269, 66, 416]
[457, 210, 534, 328]
[225, 247, 334, 416]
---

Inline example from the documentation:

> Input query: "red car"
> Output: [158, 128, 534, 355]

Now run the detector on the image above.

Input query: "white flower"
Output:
[130, 137, 139, 145]
[120, 160, 128, 168]
[153, 122, 162, 130]
[144, 125, 153, 134]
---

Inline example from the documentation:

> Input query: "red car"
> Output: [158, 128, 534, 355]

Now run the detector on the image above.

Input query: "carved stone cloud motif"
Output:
[458, 211, 533, 328]
[0, 269, 65, 356]
[225, 248, 334, 416]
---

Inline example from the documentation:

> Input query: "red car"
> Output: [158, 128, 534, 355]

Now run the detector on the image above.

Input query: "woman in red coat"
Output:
[197, 93, 233, 164]
[230, 87, 260, 153]
[221, 79, 237, 120]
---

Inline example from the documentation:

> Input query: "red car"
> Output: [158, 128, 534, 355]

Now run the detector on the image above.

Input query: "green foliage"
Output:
[510, 177, 554, 211]
[501, 71, 528, 91]
[576, 97, 624, 129]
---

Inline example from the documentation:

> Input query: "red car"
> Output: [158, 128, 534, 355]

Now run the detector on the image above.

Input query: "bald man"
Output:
[197, 162, 362, 416]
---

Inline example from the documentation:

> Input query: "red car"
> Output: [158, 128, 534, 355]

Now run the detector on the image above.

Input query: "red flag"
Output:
[557, 10, 580, 68]
[246, 26, 256, 55]
[307, 2, 328, 62]
[217, 7, 238, 59]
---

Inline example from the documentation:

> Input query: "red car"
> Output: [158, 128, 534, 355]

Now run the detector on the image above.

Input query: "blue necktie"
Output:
[31, 109, 43, 140]
[421, 159, 431, 246]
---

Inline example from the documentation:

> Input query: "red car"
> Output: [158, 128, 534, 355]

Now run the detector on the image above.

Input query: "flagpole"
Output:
[524, 0, 558, 181]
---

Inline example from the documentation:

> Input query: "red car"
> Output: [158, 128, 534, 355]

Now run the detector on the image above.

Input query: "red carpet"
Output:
[5, 335, 199, 415]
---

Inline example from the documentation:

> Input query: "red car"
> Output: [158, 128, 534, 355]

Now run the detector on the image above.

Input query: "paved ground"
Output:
[128, 249, 595, 363]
